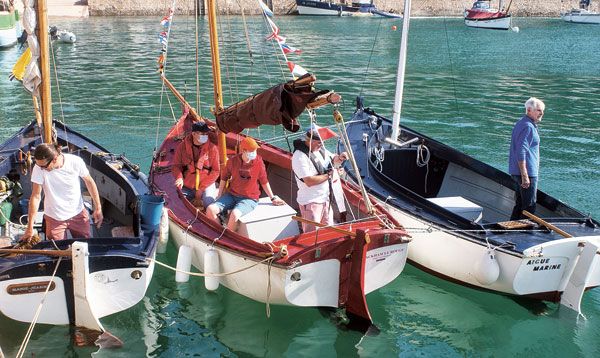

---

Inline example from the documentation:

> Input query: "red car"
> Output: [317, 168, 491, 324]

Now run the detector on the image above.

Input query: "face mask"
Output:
[246, 151, 257, 160]
[198, 135, 208, 144]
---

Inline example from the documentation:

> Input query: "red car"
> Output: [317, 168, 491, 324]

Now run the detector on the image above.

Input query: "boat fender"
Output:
[474, 249, 500, 285]
[175, 245, 192, 282]
[157, 207, 169, 253]
[204, 248, 220, 291]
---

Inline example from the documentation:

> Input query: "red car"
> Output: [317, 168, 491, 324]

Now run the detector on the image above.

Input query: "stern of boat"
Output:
[513, 236, 600, 307]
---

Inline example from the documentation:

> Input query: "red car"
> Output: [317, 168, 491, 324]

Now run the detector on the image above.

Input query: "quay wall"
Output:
[88, 1, 596, 17]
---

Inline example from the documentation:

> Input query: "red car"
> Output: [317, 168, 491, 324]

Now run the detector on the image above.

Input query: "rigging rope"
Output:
[15, 257, 63, 358]
[49, 39, 70, 148]
[359, 15, 385, 97]
[442, 1, 465, 151]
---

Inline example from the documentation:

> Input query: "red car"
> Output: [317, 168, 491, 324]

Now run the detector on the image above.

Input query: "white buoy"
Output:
[474, 249, 500, 285]
[204, 248, 220, 291]
[157, 207, 169, 253]
[511, 26, 520, 33]
[175, 245, 192, 282]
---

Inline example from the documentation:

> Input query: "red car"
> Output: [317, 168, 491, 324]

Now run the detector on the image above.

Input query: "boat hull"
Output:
[296, 0, 357, 16]
[464, 15, 511, 30]
[0, 254, 155, 325]
[168, 218, 408, 307]
[562, 12, 600, 24]
[377, 200, 600, 300]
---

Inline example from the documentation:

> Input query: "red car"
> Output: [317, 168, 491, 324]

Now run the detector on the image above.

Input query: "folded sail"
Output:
[215, 74, 331, 134]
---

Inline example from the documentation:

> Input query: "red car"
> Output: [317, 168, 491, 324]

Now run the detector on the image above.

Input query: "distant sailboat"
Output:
[464, 0, 514, 30]
[562, 0, 600, 24]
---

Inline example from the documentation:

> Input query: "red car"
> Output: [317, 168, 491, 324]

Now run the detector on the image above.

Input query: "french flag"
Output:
[281, 43, 301, 54]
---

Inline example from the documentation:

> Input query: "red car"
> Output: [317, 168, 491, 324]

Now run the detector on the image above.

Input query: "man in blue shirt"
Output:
[508, 97, 545, 220]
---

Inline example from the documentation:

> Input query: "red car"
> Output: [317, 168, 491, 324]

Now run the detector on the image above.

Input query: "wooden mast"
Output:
[36, 0, 53, 143]
[206, 0, 227, 166]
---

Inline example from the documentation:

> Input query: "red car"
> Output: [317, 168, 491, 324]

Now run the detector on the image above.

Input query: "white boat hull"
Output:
[0, 26, 18, 48]
[464, 16, 511, 30]
[0, 262, 155, 325]
[562, 13, 600, 24]
[168, 218, 408, 307]
[378, 200, 600, 299]
[297, 5, 353, 16]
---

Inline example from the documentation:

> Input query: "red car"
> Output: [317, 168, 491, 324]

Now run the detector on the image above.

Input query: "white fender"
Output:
[474, 249, 500, 285]
[175, 245, 192, 283]
[157, 207, 169, 253]
[204, 248, 220, 291]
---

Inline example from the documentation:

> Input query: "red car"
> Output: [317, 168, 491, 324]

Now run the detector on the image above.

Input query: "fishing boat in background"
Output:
[0, 0, 158, 347]
[0, 0, 20, 48]
[150, 0, 410, 330]
[296, 0, 368, 16]
[341, 0, 600, 316]
[562, 0, 600, 24]
[464, 0, 513, 30]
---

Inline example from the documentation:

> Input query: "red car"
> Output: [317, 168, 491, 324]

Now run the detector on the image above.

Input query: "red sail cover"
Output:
[216, 77, 330, 134]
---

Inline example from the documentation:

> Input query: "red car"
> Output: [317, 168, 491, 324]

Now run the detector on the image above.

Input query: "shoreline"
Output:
[87, 0, 595, 17]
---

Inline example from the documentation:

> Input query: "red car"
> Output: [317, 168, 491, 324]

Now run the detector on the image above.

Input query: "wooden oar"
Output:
[292, 216, 356, 237]
[0, 248, 72, 257]
[523, 210, 573, 238]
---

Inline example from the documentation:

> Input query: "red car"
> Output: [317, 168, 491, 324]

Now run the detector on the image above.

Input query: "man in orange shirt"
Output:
[172, 122, 220, 208]
[206, 137, 285, 232]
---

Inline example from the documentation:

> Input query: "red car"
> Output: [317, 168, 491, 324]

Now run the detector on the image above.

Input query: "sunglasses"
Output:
[38, 156, 55, 169]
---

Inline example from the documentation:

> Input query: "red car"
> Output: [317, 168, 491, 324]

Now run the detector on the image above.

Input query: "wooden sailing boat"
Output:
[150, 0, 410, 329]
[0, 0, 158, 344]
[464, 0, 513, 30]
[342, 0, 600, 316]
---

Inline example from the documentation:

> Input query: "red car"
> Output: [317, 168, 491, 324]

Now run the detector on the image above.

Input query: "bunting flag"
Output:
[281, 43, 301, 54]
[156, 1, 176, 73]
[259, 1, 307, 78]
[287, 62, 308, 77]
[265, 17, 285, 43]
[258, 0, 274, 17]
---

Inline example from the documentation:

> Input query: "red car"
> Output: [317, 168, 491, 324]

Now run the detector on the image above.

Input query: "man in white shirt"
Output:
[22, 143, 103, 241]
[291, 128, 348, 232]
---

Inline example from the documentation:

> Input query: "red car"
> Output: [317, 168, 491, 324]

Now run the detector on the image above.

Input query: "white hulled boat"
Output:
[341, 0, 600, 316]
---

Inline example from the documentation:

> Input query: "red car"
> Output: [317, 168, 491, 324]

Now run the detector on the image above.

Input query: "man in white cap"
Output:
[291, 126, 348, 232]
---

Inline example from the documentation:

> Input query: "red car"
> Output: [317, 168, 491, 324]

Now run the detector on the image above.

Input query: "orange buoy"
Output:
[392, 25, 397, 31]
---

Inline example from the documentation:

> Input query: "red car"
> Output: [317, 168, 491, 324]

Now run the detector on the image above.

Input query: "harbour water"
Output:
[1, 15, 600, 357]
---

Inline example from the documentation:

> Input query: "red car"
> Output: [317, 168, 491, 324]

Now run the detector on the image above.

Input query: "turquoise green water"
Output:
[1, 15, 600, 357]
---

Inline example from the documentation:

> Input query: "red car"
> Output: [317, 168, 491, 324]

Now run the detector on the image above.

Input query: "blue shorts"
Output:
[213, 193, 258, 216]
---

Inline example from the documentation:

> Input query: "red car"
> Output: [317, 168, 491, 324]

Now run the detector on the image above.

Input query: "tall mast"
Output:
[390, 0, 411, 141]
[37, 0, 52, 143]
[206, 0, 227, 166]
